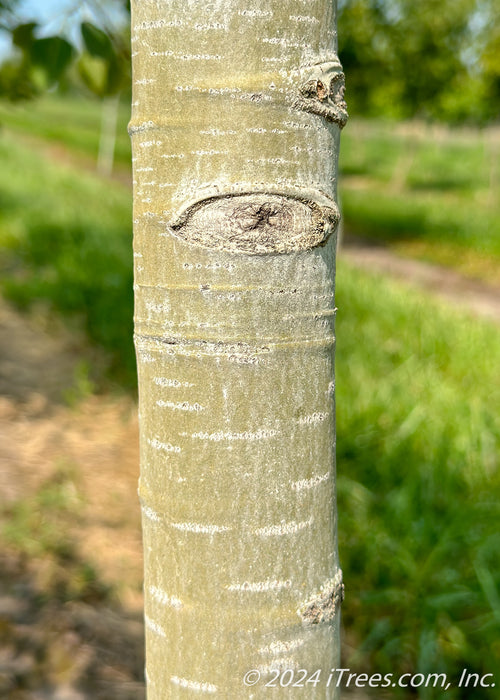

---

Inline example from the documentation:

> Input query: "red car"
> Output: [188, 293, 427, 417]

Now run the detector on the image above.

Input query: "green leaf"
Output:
[77, 53, 108, 97]
[29, 36, 75, 84]
[0, 59, 37, 100]
[12, 22, 38, 50]
[81, 21, 114, 60]
[105, 56, 124, 96]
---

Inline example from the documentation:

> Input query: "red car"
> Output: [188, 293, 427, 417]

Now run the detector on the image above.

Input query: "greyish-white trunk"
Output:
[129, 1, 347, 697]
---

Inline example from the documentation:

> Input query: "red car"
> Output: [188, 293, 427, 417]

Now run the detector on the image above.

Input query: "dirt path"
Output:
[341, 237, 500, 325]
[0, 298, 144, 698]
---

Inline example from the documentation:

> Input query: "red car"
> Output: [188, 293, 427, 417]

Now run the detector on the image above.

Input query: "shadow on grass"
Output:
[0, 548, 145, 699]
[406, 174, 479, 193]
[2, 219, 136, 391]
[342, 192, 429, 244]
[0, 476, 145, 699]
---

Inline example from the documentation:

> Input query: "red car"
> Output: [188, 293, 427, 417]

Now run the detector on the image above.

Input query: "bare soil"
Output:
[0, 298, 144, 698]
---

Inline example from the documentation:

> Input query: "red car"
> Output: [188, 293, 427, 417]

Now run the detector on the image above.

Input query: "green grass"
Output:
[0, 132, 134, 388]
[0, 463, 111, 604]
[0, 94, 132, 169]
[2, 466, 82, 563]
[335, 262, 500, 697]
[342, 188, 500, 256]
[340, 120, 500, 279]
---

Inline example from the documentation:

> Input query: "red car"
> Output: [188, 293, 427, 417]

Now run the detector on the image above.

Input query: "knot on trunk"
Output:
[298, 571, 344, 625]
[295, 59, 348, 129]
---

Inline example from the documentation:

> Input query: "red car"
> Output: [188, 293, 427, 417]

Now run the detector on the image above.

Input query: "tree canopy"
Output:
[0, 0, 129, 101]
[337, 0, 499, 123]
[0, 0, 499, 121]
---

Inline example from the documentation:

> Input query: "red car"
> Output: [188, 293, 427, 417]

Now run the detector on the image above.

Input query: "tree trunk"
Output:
[129, 1, 347, 697]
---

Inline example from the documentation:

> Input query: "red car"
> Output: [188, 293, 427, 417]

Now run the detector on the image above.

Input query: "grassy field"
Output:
[0, 94, 132, 170]
[0, 97, 499, 697]
[335, 264, 500, 696]
[2, 96, 499, 281]
[340, 120, 500, 284]
[0, 127, 134, 387]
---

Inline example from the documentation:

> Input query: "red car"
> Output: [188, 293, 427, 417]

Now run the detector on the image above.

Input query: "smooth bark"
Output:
[130, 1, 346, 696]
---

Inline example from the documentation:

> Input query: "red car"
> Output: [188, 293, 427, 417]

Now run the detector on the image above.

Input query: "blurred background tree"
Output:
[477, 0, 500, 121]
[337, 0, 498, 124]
